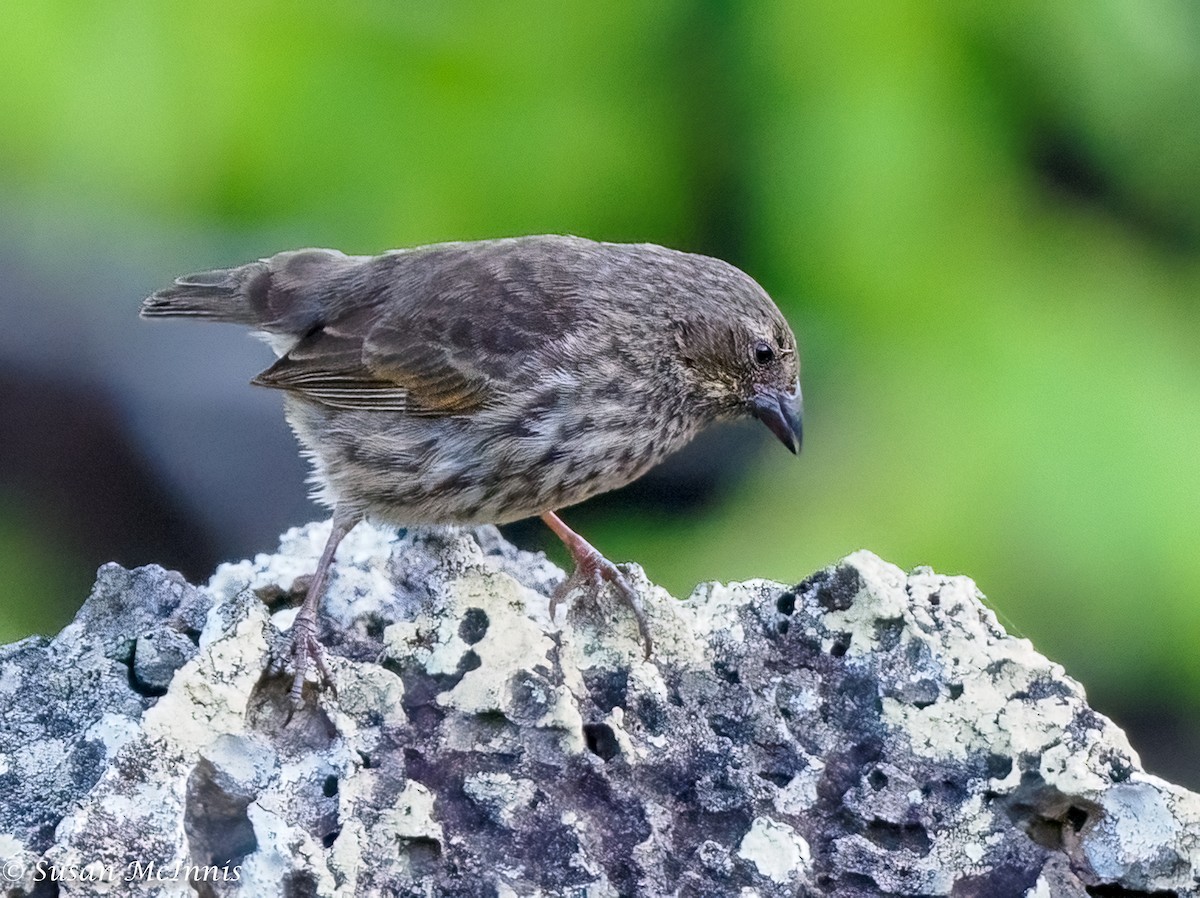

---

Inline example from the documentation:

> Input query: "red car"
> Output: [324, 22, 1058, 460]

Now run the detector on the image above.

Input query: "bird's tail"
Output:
[140, 261, 271, 325]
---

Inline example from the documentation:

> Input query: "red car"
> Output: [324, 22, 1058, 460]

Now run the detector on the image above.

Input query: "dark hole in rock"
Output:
[1065, 805, 1089, 833]
[872, 617, 905, 651]
[709, 713, 750, 741]
[321, 828, 341, 848]
[23, 880, 61, 898]
[183, 759, 259, 872]
[358, 751, 372, 770]
[254, 581, 303, 612]
[713, 660, 740, 684]
[403, 837, 443, 878]
[830, 636, 851, 658]
[953, 865, 1041, 897]
[825, 872, 881, 891]
[922, 778, 969, 807]
[867, 768, 888, 790]
[583, 722, 620, 761]
[322, 775, 338, 798]
[125, 653, 168, 699]
[474, 709, 511, 729]
[948, 682, 964, 700]
[802, 565, 865, 612]
[1085, 886, 1179, 897]
[1001, 772, 1102, 851]
[817, 739, 884, 806]
[458, 649, 482, 674]
[928, 590, 941, 606]
[1108, 755, 1134, 783]
[462, 709, 520, 749]
[757, 770, 793, 788]
[282, 869, 318, 898]
[398, 666, 457, 724]
[1020, 805, 1062, 844]
[583, 668, 629, 713]
[863, 819, 932, 855]
[636, 697, 667, 735]
[364, 615, 386, 639]
[458, 607, 490, 645]
[776, 591, 796, 615]
[986, 754, 1014, 779]
[777, 619, 790, 636]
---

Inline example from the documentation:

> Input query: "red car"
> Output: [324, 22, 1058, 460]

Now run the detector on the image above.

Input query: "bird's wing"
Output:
[251, 308, 492, 415]
[250, 239, 601, 414]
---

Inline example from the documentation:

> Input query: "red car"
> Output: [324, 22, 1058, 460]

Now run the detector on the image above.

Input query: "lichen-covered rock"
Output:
[1, 522, 1197, 897]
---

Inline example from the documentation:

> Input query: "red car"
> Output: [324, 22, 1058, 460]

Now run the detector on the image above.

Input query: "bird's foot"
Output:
[288, 610, 336, 708]
[551, 547, 654, 659]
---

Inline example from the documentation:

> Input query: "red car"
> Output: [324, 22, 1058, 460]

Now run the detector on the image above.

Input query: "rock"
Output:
[0, 521, 1197, 897]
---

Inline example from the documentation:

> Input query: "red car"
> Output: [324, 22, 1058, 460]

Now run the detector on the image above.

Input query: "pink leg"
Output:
[289, 508, 358, 707]
[541, 511, 653, 658]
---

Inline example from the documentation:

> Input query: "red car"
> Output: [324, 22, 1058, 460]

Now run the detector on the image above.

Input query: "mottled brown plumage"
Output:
[143, 235, 803, 703]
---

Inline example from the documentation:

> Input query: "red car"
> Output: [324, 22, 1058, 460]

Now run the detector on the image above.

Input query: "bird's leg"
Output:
[541, 511, 653, 658]
[289, 508, 358, 707]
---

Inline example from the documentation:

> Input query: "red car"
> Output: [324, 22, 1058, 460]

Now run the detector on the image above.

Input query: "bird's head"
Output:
[672, 273, 803, 454]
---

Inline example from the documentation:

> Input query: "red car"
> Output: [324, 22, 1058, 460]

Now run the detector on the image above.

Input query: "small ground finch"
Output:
[143, 235, 803, 704]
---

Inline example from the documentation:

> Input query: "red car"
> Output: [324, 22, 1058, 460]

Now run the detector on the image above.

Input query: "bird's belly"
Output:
[283, 395, 696, 526]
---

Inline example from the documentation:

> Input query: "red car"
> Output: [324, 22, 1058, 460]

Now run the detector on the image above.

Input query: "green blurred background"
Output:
[2, 2, 1199, 784]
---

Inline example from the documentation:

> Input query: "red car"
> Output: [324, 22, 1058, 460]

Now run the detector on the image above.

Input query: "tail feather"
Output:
[140, 261, 270, 325]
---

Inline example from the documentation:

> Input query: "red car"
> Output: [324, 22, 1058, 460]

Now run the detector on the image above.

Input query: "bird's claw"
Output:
[288, 612, 336, 709]
[551, 552, 654, 659]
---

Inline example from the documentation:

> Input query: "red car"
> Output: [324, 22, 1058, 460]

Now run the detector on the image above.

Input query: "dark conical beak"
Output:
[752, 388, 803, 454]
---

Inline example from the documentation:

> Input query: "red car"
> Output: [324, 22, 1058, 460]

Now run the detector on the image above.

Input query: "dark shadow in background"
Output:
[0, 363, 217, 593]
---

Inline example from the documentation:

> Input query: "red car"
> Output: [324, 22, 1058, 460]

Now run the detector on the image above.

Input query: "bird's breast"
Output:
[281, 370, 703, 526]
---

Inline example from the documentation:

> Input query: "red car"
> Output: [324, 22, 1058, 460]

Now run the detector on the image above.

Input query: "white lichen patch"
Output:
[878, 590, 1088, 767]
[819, 562, 908, 656]
[330, 663, 407, 729]
[1038, 740, 1111, 796]
[0, 658, 23, 699]
[207, 523, 329, 603]
[425, 629, 472, 676]
[1025, 876, 1053, 898]
[737, 816, 811, 884]
[682, 580, 752, 643]
[144, 597, 272, 746]
[208, 521, 403, 632]
[435, 574, 551, 704]
[386, 781, 443, 842]
[463, 772, 537, 827]
[1084, 780, 1200, 889]
[241, 802, 341, 896]
[773, 758, 824, 816]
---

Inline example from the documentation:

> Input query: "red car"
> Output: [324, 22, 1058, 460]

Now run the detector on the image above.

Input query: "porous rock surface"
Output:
[1, 522, 1198, 897]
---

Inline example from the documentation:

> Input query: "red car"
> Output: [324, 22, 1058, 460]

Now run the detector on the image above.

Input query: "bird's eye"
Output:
[754, 341, 775, 365]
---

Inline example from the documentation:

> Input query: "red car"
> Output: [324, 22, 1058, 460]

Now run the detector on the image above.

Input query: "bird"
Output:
[142, 235, 803, 705]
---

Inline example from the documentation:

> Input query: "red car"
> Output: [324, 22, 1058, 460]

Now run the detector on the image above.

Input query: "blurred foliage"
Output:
[3, 2, 1200, 739]
[0, 499, 84, 643]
